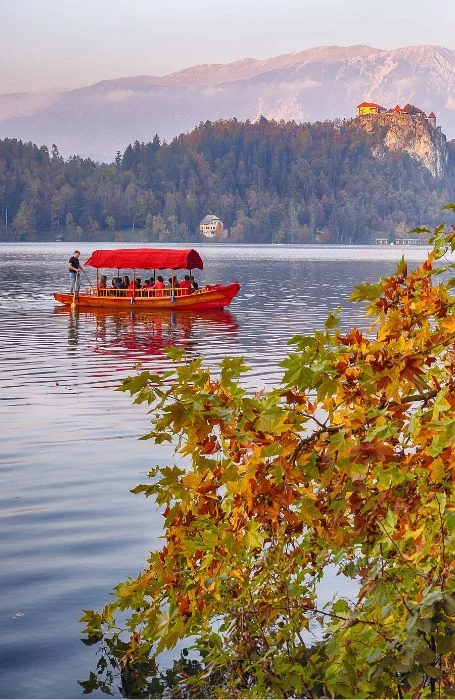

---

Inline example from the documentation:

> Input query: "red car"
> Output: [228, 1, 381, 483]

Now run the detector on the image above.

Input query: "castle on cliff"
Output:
[355, 101, 447, 177]
[357, 102, 436, 128]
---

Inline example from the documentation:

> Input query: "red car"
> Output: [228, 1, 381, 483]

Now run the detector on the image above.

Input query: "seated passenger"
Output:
[111, 277, 122, 295]
[98, 275, 107, 295]
[141, 278, 153, 296]
[190, 275, 199, 291]
[152, 275, 165, 297]
[179, 275, 192, 295]
[127, 278, 141, 297]
[113, 275, 128, 296]
[167, 276, 179, 295]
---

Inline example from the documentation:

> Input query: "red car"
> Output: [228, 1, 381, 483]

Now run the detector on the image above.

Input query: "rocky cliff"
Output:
[357, 113, 448, 177]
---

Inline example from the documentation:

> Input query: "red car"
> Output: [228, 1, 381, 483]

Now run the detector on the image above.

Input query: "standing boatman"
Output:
[68, 250, 82, 295]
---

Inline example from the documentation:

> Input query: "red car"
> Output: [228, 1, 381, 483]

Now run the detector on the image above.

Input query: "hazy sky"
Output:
[1, 0, 454, 94]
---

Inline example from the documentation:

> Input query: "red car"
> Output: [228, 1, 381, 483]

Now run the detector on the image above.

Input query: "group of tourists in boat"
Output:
[97, 273, 199, 297]
[56, 247, 240, 311]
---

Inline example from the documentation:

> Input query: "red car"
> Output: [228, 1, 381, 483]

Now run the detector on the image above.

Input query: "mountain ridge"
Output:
[1, 44, 454, 161]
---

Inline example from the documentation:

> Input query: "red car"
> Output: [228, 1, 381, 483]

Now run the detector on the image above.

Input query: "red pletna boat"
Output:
[53, 248, 240, 310]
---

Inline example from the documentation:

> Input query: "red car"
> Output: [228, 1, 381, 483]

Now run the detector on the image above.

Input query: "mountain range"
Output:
[1, 44, 455, 162]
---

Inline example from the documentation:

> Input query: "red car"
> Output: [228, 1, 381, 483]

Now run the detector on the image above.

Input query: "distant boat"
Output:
[53, 248, 240, 311]
[54, 235, 64, 242]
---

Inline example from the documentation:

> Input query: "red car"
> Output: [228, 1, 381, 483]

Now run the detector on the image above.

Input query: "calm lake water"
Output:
[0, 242, 434, 698]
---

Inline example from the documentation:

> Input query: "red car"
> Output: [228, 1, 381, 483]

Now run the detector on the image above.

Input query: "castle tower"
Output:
[428, 111, 436, 127]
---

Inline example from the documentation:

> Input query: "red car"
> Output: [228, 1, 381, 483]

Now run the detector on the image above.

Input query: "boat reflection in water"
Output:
[54, 306, 239, 372]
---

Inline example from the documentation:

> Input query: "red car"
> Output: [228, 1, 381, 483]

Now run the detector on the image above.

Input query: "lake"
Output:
[0, 242, 434, 698]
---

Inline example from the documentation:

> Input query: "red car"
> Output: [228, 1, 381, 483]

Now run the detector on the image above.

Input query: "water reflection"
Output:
[54, 306, 238, 363]
[65, 308, 80, 350]
[79, 640, 204, 698]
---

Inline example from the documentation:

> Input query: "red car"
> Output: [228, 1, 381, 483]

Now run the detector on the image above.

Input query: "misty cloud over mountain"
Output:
[1, 44, 454, 162]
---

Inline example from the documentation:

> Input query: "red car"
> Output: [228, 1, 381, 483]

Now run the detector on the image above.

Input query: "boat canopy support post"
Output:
[131, 268, 136, 305]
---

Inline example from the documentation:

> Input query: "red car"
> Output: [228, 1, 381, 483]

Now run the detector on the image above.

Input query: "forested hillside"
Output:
[1, 117, 454, 243]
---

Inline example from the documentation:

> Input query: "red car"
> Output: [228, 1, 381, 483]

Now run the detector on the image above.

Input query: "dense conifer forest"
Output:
[1, 117, 454, 243]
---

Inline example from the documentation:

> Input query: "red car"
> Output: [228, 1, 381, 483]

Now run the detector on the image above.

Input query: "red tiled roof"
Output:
[429, 111, 436, 118]
[357, 102, 380, 108]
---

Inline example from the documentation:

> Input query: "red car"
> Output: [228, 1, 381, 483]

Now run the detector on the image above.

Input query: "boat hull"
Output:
[53, 282, 240, 310]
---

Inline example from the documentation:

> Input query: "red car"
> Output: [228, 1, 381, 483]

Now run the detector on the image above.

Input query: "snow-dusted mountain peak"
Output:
[1, 44, 454, 161]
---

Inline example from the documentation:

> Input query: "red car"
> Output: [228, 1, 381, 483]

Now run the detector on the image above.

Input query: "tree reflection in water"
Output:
[79, 637, 216, 698]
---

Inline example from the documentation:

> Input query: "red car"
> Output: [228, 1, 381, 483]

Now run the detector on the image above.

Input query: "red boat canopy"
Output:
[84, 248, 204, 270]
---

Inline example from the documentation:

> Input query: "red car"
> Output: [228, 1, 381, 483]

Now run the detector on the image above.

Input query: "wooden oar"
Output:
[80, 266, 94, 288]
